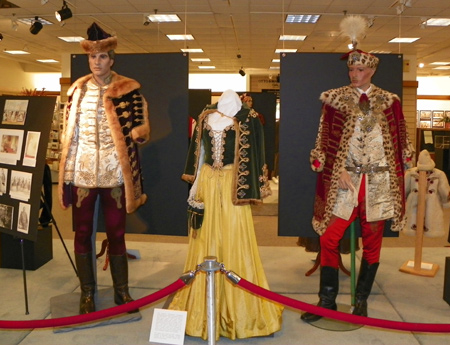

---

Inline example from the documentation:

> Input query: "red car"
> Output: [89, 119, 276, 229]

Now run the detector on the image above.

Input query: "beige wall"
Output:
[403, 81, 418, 151]
[0, 58, 36, 95]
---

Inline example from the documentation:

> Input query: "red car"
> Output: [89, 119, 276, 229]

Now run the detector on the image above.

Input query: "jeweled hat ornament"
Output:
[80, 22, 117, 54]
[339, 15, 379, 69]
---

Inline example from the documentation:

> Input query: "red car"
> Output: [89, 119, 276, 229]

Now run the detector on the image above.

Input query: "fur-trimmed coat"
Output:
[310, 84, 414, 235]
[58, 72, 150, 213]
[404, 168, 450, 238]
[183, 104, 271, 205]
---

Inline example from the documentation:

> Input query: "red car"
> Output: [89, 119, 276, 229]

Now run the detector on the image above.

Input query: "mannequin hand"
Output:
[338, 170, 355, 191]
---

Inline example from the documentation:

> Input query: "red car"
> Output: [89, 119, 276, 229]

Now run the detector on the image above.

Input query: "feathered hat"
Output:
[340, 15, 379, 69]
[80, 22, 117, 54]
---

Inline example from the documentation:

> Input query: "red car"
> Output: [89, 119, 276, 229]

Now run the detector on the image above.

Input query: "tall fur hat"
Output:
[417, 149, 435, 171]
[80, 22, 117, 54]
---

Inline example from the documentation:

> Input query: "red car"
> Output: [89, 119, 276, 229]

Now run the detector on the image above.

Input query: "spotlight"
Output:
[239, 67, 245, 76]
[29, 17, 43, 35]
[237, 53, 241, 59]
[55, 1, 72, 22]
[41, 0, 49, 4]
[143, 15, 151, 26]
[0, 33, 3, 42]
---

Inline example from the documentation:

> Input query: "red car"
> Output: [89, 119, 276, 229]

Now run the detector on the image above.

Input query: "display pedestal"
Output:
[305, 303, 363, 332]
[0, 225, 53, 270]
[399, 260, 439, 277]
[50, 287, 141, 333]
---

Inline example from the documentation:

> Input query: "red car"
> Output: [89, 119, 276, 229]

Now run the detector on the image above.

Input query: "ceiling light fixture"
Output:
[285, 14, 320, 24]
[41, 0, 49, 4]
[239, 67, 245, 76]
[4, 50, 30, 55]
[147, 9, 180, 23]
[29, 16, 43, 35]
[0, 33, 3, 42]
[55, 1, 72, 22]
[389, 37, 420, 43]
[279, 35, 307, 41]
[425, 18, 450, 26]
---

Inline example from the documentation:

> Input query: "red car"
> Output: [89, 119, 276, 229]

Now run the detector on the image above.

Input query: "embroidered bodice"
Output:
[202, 122, 236, 169]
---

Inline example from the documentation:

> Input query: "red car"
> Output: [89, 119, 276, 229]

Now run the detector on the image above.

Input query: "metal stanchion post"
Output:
[199, 256, 221, 345]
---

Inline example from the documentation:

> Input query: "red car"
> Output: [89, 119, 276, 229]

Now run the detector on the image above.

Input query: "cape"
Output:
[310, 84, 414, 235]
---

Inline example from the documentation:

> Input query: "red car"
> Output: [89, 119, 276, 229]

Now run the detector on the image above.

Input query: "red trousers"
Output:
[320, 176, 385, 268]
[72, 185, 127, 256]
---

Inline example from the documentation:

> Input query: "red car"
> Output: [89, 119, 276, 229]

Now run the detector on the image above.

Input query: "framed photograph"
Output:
[433, 110, 444, 119]
[420, 120, 431, 128]
[2, 99, 29, 126]
[420, 110, 432, 120]
[433, 120, 444, 128]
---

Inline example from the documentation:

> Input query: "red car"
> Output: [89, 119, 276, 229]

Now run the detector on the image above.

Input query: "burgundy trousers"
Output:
[320, 176, 385, 268]
[72, 185, 126, 256]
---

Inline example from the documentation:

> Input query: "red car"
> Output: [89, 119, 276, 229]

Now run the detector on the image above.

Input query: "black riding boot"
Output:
[109, 254, 138, 313]
[352, 259, 379, 317]
[301, 266, 339, 322]
[75, 252, 96, 314]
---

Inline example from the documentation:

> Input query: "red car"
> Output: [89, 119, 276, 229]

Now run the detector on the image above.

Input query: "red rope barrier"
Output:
[0, 279, 186, 330]
[237, 278, 450, 333]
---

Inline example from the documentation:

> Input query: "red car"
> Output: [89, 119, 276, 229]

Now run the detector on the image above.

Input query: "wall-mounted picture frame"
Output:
[420, 120, 431, 128]
[433, 110, 444, 119]
[433, 119, 444, 128]
[420, 110, 432, 120]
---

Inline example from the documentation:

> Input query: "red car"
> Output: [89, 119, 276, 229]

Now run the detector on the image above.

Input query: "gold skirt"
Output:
[169, 164, 283, 340]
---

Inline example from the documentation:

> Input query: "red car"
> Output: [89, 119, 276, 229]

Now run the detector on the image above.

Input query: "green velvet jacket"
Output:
[183, 103, 271, 205]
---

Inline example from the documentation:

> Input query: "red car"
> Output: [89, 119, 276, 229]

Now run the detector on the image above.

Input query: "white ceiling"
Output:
[1, 0, 450, 77]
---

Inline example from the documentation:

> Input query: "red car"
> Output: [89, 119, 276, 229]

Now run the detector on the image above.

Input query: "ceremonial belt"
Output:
[345, 165, 389, 174]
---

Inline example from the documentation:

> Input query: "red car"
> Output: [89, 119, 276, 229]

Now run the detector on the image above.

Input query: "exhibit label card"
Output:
[149, 308, 187, 345]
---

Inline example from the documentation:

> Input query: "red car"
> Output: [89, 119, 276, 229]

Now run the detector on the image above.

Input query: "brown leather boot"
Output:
[75, 252, 96, 314]
[109, 254, 138, 313]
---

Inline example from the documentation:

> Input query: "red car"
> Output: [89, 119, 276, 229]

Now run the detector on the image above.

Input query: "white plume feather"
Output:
[340, 15, 368, 48]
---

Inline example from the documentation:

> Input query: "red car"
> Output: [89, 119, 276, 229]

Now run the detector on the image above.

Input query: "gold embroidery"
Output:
[111, 187, 123, 209]
[76, 187, 90, 208]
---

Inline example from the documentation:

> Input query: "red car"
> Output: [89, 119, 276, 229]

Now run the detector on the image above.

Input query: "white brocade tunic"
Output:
[64, 79, 123, 188]
[332, 109, 393, 222]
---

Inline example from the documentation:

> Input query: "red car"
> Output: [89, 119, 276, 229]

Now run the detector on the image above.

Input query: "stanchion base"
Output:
[305, 303, 364, 332]
[399, 260, 439, 277]
[50, 287, 141, 333]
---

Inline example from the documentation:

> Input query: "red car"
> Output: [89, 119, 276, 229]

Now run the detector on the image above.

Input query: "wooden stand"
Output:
[399, 170, 439, 277]
[305, 251, 351, 277]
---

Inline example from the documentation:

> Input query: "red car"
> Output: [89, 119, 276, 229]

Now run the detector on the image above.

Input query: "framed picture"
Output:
[420, 110, 432, 120]
[420, 120, 431, 128]
[433, 110, 444, 119]
[433, 119, 444, 128]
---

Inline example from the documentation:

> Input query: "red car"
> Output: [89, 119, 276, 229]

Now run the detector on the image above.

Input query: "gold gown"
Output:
[169, 164, 283, 340]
